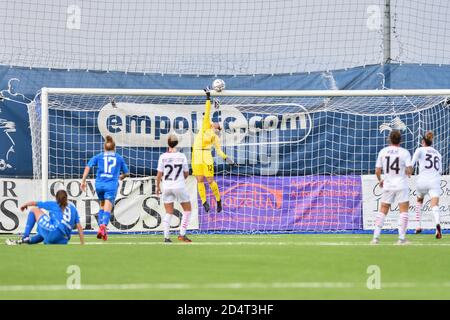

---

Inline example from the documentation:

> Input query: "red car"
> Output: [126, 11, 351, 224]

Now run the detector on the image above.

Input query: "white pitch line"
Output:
[0, 282, 354, 292]
[2, 281, 450, 292]
[98, 235, 376, 240]
[0, 234, 393, 239]
[69, 241, 450, 247]
[0, 234, 439, 241]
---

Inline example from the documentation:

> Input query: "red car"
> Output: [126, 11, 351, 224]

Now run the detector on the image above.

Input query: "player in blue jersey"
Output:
[5, 189, 84, 245]
[80, 135, 129, 241]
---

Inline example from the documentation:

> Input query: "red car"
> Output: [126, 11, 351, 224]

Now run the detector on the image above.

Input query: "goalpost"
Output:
[33, 88, 450, 233]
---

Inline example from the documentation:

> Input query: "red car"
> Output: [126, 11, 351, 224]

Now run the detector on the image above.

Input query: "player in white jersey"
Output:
[156, 134, 193, 243]
[412, 131, 442, 239]
[372, 130, 413, 245]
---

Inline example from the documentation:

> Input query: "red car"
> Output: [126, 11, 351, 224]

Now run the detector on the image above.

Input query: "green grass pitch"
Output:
[1, 233, 450, 300]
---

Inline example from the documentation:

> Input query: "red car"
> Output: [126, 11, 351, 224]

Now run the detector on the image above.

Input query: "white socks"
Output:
[432, 206, 440, 225]
[163, 214, 172, 239]
[374, 211, 411, 241]
[415, 203, 422, 228]
[373, 212, 386, 239]
[180, 211, 192, 236]
[416, 203, 440, 227]
[398, 212, 409, 240]
[164, 212, 192, 238]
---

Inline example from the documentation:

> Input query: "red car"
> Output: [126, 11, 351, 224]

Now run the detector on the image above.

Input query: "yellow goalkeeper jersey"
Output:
[192, 99, 227, 160]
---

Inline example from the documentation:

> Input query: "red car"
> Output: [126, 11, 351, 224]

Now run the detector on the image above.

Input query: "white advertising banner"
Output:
[362, 175, 450, 230]
[0, 177, 198, 234]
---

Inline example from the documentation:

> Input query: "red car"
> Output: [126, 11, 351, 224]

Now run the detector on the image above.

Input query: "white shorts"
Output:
[162, 188, 191, 204]
[416, 179, 441, 199]
[381, 189, 409, 205]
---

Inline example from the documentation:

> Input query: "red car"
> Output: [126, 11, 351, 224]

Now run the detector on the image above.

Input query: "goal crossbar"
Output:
[41, 88, 450, 97]
[39, 87, 450, 200]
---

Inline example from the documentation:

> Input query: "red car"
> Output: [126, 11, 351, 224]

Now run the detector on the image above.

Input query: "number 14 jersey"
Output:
[376, 146, 412, 191]
[157, 151, 189, 189]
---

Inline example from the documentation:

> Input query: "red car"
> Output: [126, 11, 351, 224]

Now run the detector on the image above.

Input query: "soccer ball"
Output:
[212, 79, 226, 92]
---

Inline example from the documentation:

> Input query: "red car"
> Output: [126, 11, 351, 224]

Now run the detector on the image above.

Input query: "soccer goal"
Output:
[30, 88, 450, 233]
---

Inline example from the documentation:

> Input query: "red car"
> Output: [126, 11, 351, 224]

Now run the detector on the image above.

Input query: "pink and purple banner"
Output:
[200, 176, 363, 232]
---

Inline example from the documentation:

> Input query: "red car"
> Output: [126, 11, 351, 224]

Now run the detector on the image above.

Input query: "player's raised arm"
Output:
[202, 87, 212, 131]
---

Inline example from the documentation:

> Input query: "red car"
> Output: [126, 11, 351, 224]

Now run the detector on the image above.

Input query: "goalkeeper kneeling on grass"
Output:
[192, 86, 236, 213]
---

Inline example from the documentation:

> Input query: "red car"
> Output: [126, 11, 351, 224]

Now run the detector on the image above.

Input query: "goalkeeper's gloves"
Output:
[204, 86, 211, 100]
[225, 157, 236, 166]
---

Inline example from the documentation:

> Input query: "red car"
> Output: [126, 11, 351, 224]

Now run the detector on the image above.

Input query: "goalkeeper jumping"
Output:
[192, 87, 235, 213]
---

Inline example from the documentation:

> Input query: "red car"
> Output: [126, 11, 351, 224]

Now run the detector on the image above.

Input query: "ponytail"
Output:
[423, 131, 434, 146]
[56, 190, 68, 211]
[168, 134, 179, 148]
[389, 130, 402, 145]
[104, 135, 116, 151]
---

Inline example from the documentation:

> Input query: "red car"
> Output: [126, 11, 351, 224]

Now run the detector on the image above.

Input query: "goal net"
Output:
[3, 1, 450, 74]
[29, 89, 450, 233]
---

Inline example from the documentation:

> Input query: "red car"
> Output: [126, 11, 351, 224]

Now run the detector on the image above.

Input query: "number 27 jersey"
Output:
[376, 146, 412, 191]
[157, 152, 189, 189]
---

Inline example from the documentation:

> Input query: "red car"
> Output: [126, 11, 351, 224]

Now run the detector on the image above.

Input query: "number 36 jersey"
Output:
[376, 146, 412, 191]
[412, 146, 442, 181]
[157, 152, 189, 189]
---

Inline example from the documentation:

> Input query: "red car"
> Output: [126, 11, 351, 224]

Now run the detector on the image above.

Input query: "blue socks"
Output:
[29, 234, 44, 244]
[98, 209, 104, 225]
[98, 210, 111, 226]
[102, 212, 111, 226]
[23, 211, 36, 238]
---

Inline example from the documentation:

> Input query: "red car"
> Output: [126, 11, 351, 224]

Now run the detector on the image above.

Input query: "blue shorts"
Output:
[96, 184, 118, 203]
[37, 215, 69, 245]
